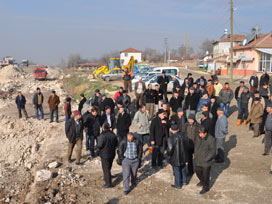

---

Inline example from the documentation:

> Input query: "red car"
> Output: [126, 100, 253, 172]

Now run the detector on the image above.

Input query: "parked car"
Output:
[101, 69, 123, 81]
[151, 67, 180, 77]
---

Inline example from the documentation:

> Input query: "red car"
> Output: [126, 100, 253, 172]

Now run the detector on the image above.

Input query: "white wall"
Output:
[120, 52, 142, 65]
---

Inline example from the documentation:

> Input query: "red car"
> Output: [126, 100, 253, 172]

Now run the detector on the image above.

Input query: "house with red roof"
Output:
[120, 48, 142, 65]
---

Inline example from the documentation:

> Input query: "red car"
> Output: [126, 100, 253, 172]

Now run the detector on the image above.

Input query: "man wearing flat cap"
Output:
[66, 110, 84, 165]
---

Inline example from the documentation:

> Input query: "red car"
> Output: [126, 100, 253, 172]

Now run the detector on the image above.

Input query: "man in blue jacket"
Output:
[15, 91, 28, 119]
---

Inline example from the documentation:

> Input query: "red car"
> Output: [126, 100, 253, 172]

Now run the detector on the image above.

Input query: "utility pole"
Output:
[229, 0, 234, 82]
[164, 37, 168, 64]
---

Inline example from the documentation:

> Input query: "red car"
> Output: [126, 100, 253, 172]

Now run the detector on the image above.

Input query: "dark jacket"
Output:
[121, 95, 131, 108]
[260, 74, 270, 87]
[65, 117, 84, 143]
[101, 113, 116, 129]
[240, 92, 251, 106]
[210, 102, 219, 121]
[15, 95, 26, 108]
[97, 130, 118, 159]
[32, 92, 44, 106]
[101, 97, 115, 113]
[265, 114, 272, 131]
[64, 102, 72, 116]
[173, 79, 180, 91]
[183, 122, 200, 145]
[144, 89, 156, 103]
[117, 112, 131, 137]
[48, 95, 60, 110]
[157, 75, 169, 91]
[201, 118, 214, 137]
[150, 116, 169, 146]
[185, 77, 194, 86]
[154, 88, 164, 104]
[91, 94, 102, 107]
[83, 111, 101, 136]
[117, 138, 143, 165]
[184, 93, 200, 111]
[78, 97, 86, 112]
[234, 86, 243, 100]
[170, 96, 183, 112]
[219, 88, 234, 104]
[194, 134, 216, 167]
[167, 132, 188, 167]
[249, 76, 258, 88]
[170, 114, 186, 131]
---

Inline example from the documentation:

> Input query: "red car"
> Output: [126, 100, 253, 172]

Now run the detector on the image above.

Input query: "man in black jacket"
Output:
[32, 87, 44, 120]
[167, 124, 188, 189]
[184, 87, 200, 118]
[78, 93, 86, 113]
[83, 107, 101, 157]
[15, 91, 28, 119]
[157, 71, 169, 102]
[97, 123, 118, 188]
[154, 84, 164, 111]
[150, 109, 169, 168]
[249, 72, 258, 93]
[201, 111, 214, 137]
[170, 107, 186, 131]
[117, 132, 143, 195]
[66, 110, 84, 165]
[234, 81, 246, 113]
[144, 83, 156, 117]
[172, 76, 180, 93]
[260, 71, 270, 87]
[101, 106, 116, 131]
[194, 127, 216, 194]
[170, 91, 183, 115]
[100, 94, 115, 114]
[117, 107, 131, 141]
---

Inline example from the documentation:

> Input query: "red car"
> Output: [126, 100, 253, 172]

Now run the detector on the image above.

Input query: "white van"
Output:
[149, 67, 180, 78]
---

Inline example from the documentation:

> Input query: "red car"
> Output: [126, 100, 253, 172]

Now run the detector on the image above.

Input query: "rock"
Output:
[48, 161, 60, 169]
[26, 162, 33, 169]
[35, 169, 52, 182]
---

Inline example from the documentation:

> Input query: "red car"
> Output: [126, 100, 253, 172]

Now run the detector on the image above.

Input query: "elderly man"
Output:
[66, 110, 84, 165]
[134, 77, 146, 109]
[48, 90, 60, 123]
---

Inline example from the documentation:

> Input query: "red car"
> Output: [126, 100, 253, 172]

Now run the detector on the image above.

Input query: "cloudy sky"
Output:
[0, 0, 271, 64]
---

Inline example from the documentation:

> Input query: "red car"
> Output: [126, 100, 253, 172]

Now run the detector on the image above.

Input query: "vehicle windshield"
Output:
[35, 70, 46, 73]
[108, 59, 120, 70]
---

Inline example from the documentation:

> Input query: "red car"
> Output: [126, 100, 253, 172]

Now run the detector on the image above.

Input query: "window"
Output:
[259, 52, 272, 72]
[242, 62, 246, 69]
[125, 53, 128, 57]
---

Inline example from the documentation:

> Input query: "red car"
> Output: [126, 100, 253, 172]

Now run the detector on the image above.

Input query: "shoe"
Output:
[269, 170, 272, 175]
[75, 162, 83, 166]
[182, 182, 188, 185]
[243, 120, 247, 127]
[252, 135, 258, 138]
[262, 153, 269, 156]
[68, 160, 73, 163]
[200, 188, 209, 194]
[196, 182, 203, 187]
[236, 119, 241, 126]
[102, 184, 112, 189]
[171, 185, 181, 189]
[124, 191, 129, 195]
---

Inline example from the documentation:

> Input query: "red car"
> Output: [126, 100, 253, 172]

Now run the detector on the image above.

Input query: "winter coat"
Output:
[101, 113, 116, 129]
[167, 132, 188, 167]
[249, 76, 258, 88]
[101, 97, 115, 113]
[259, 87, 269, 102]
[91, 94, 102, 107]
[133, 110, 151, 134]
[78, 97, 86, 112]
[134, 81, 146, 95]
[215, 115, 228, 138]
[117, 112, 131, 137]
[197, 97, 210, 112]
[240, 92, 251, 106]
[181, 83, 191, 97]
[122, 95, 131, 108]
[97, 130, 118, 159]
[234, 86, 245, 100]
[65, 117, 84, 143]
[83, 111, 101, 136]
[114, 91, 123, 102]
[201, 118, 214, 137]
[144, 89, 156, 103]
[48, 95, 60, 110]
[265, 114, 272, 131]
[247, 102, 264, 124]
[170, 96, 183, 112]
[219, 88, 234, 104]
[15, 95, 26, 109]
[157, 75, 169, 91]
[206, 84, 214, 97]
[117, 138, 142, 165]
[210, 102, 219, 120]
[194, 134, 216, 167]
[122, 71, 133, 81]
[184, 93, 200, 111]
[150, 116, 169, 146]
[260, 74, 270, 87]
[195, 111, 213, 124]
[183, 122, 200, 145]
[173, 79, 180, 91]
[32, 92, 44, 106]
[214, 83, 223, 97]
[248, 95, 265, 113]
[64, 102, 72, 116]
[170, 114, 186, 131]
[154, 89, 164, 104]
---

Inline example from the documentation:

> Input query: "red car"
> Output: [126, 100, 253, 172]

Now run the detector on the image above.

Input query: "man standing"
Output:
[249, 72, 258, 93]
[117, 132, 142, 195]
[184, 87, 200, 118]
[167, 124, 188, 189]
[64, 97, 72, 125]
[170, 108, 186, 132]
[215, 107, 228, 163]
[263, 103, 272, 156]
[236, 87, 251, 126]
[48, 90, 60, 123]
[213, 80, 223, 102]
[78, 93, 86, 113]
[234, 81, 246, 113]
[15, 91, 28, 119]
[206, 80, 214, 97]
[133, 105, 152, 149]
[66, 110, 83, 165]
[100, 94, 115, 114]
[101, 106, 116, 131]
[172, 76, 180, 93]
[134, 77, 146, 109]
[91, 89, 102, 109]
[154, 84, 164, 111]
[260, 71, 270, 87]
[150, 109, 169, 168]
[122, 90, 131, 111]
[32, 87, 44, 120]
[219, 82, 234, 117]
[144, 83, 156, 117]
[122, 68, 133, 92]
[97, 123, 118, 188]
[117, 107, 131, 141]
[157, 71, 169, 102]
[170, 91, 183, 115]
[195, 127, 216, 194]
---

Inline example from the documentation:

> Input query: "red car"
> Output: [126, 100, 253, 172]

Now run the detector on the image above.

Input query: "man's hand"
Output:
[33, 105, 35, 107]
[151, 141, 155, 145]
[161, 120, 166, 124]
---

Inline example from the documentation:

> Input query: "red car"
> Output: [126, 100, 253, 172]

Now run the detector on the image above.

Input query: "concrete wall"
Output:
[120, 52, 142, 65]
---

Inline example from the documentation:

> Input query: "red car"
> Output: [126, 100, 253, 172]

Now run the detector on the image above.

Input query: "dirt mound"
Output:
[0, 65, 26, 84]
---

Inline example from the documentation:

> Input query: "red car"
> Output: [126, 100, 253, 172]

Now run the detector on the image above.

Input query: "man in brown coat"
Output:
[247, 97, 264, 138]
[48, 90, 60, 123]
[206, 80, 214, 97]
[134, 77, 146, 109]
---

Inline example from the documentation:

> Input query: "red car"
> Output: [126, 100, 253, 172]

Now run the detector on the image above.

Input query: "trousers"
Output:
[152, 145, 164, 167]
[50, 109, 59, 122]
[146, 103, 155, 118]
[122, 158, 139, 192]
[124, 80, 132, 93]
[252, 123, 260, 137]
[173, 165, 187, 187]
[216, 137, 225, 162]
[35, 104, 44, 119]
[18, 107, 28, 119]
[67, 139, 82, 163]
[238, 105, 248, 120]
[101, 157, 114, 186]
[135, 93, 144, 109]
[195, 166, 211, 190]
[264, 130, 272, 154]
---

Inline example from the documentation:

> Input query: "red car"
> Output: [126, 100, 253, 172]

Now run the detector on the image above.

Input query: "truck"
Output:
[34, 67, 47, 80]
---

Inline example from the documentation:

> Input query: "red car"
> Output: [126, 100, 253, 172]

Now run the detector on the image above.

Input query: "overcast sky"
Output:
[0, 0, 271, 64]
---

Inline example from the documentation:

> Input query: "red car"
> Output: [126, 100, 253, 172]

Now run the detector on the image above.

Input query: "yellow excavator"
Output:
[93, 56, 135, 78]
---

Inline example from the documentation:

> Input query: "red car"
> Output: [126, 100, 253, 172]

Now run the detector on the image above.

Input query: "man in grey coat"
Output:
[215, 107, 228, 163]
[263, 103, 272, 156]
[219, 82, 234, 117]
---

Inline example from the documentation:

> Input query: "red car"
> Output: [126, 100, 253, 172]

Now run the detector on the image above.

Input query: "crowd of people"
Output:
[14, 70, 272, 195]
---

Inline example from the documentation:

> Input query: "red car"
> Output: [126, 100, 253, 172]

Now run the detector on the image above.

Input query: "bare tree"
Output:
[67, 53, 82, 68]
[177, 44, 194, 57]
[142, 48, 163, 62]
[199, 39, 214, 56]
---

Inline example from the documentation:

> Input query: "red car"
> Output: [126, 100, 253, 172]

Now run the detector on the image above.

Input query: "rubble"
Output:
[48, 161, 60, 169]
[35, 169, 53, 182]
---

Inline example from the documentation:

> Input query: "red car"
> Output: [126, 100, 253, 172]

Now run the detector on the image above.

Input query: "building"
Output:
[120, 48, 142, 65]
